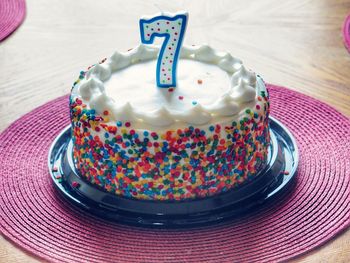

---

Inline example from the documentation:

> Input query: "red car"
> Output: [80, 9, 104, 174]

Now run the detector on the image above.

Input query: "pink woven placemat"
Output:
[0, 0, 26, 42]
[343, 14, 350, 52]
[0, 85, 350, 262]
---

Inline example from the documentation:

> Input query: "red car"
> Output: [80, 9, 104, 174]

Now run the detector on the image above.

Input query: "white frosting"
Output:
[104, 59, 231, 113]
[85, 63, 111, 81]
[134, 106, 174, 126]
[231, 65, 257, 86]
[173, 104, 212, 125]
[230, 79, 257, 103]
[205, 93, 240, 116]
[73, 44, 266, 128]
[113, 102, 136, 122]
[79, 78, 105, 100]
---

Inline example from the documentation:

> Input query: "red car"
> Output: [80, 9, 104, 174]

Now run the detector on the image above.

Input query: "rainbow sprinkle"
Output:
[70, 72, 270, 201]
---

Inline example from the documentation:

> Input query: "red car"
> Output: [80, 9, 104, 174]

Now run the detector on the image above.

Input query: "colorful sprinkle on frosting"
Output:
[70, 71, 270, 201]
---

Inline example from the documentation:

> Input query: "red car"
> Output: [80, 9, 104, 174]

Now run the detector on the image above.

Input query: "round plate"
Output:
[48, 116, 298, 228]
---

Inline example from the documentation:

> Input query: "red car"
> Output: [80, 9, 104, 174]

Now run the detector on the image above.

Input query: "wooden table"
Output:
[1, 0, 349, 262]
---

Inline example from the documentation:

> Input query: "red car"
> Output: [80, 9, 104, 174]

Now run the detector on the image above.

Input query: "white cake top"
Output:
[74, 44, 264, 128]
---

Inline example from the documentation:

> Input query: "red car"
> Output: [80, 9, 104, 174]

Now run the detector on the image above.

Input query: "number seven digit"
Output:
[140, 12, 188, 88]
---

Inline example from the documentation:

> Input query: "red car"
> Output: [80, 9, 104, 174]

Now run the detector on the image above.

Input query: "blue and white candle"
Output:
[139, 12, 188, 88]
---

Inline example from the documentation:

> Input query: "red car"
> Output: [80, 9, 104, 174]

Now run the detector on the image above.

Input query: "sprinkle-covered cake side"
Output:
[69, 44, 270, 201]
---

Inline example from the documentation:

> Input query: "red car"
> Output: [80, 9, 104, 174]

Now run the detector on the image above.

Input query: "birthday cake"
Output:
[69, 13, 270, 201]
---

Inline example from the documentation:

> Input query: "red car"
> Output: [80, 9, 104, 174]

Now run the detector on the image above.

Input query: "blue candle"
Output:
[140, 12, 188, 88]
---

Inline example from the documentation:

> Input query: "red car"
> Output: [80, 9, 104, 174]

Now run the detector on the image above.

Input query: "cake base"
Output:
[48, 117, 298, 228]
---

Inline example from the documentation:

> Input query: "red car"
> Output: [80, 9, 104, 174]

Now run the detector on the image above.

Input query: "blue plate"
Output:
[48, 116, 298, 228]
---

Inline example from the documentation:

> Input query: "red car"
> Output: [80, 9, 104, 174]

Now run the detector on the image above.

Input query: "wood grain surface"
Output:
[0, 0, 349, 262]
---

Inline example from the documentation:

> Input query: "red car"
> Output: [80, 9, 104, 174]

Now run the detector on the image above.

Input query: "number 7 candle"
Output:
[139, 12, 188, 88]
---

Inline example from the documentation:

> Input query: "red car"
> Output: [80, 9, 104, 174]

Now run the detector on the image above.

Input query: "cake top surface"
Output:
[72, 44, 264, 129]
[104, 59, 230, 113]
